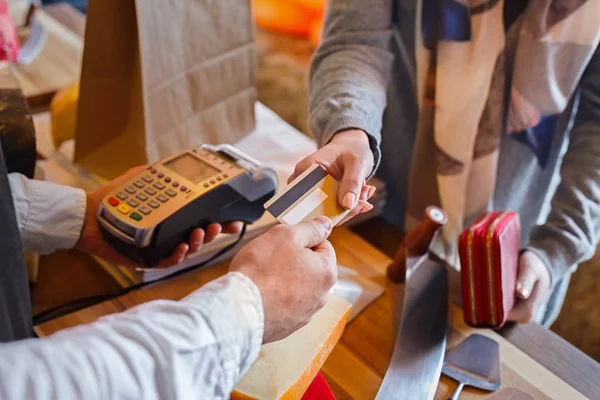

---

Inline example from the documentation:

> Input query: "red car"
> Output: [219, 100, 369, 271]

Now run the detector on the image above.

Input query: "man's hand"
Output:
[289, 129, 376, 225]
[230, 217, 337, 343]
[75, 166, 243, 269]
[508, 251, 551, 324]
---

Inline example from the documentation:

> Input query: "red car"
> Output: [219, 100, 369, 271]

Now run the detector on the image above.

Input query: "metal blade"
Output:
[442, 334, 501, 391]
[376, 256, 449, 400]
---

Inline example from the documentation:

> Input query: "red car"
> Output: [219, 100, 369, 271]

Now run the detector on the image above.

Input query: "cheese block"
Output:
[231, 294, 352, 400]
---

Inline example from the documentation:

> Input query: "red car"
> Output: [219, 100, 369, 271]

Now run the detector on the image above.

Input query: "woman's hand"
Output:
[75, 166, 243, 269]
[508, 251, 552, 324]
[507, 88, 541, 134]
[289, 129, 376, 225]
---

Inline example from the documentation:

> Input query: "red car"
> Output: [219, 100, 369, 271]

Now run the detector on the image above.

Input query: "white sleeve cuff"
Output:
[8, 173, 86, 254]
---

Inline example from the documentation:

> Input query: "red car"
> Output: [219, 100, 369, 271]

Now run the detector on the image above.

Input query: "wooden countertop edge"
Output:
[499, 322, 600, 399]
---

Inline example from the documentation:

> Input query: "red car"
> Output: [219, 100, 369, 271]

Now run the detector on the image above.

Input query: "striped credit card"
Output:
[264, 165, 350, 226]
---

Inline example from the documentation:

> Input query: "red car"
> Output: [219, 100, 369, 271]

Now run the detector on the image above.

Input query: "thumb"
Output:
[98, 165, 148, 194]
[338, 155, 368, 210]
[120, 165, 149, 182]
[515, 259, 537, 300]
[294, 216, 333, 248]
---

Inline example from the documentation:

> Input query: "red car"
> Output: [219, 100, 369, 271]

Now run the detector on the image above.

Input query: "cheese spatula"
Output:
[442, 334, 501, 399]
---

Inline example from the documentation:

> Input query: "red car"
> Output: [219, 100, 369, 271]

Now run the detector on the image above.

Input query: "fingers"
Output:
[288, 156, 314, 184]
[515, 260, 538, 299]
[313, 240, 338, 290]
[367, 185, 376, 199]
[336, 199, 371, 226]
[156, 243, 189, 269]
[333, 184, 375, 226]
[125, 165, 150, 177]
[293, 216, 333, 248]
[508, 300, 534, 323]
[222, 221, 243, 234]
[361, 202, 374, 213]
[360, 185, 369, 201]
[96, 165, 149, 195]
[288, 152, 342, 184]
[509, 282, 541, 323]
[115, 166, 149, 187]
[204, 223, 222, 243]
[187, 223, 242, 254]
[509, 252, 551, 324]
[313, 239, 336, 258]
[338, 153, 369, 210]
[188, 229, 205, 254]
[508, 281, 543, 323]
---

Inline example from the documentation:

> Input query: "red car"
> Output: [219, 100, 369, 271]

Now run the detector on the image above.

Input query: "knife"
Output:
[376, 207, 449, 400]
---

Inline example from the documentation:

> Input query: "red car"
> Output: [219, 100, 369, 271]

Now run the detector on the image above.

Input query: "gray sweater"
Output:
[308, 0, 600, 327]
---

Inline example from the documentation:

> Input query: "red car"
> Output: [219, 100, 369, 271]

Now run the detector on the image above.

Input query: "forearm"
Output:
[527, 47, 600, 285]
[309, 0, 395, 174]
[8, 173, 86, 254]
[526, 121, 600, 285]
[0, 272, 263, 400]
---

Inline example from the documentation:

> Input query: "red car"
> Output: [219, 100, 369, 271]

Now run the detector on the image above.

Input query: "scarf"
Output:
[406, 0, 600, 267]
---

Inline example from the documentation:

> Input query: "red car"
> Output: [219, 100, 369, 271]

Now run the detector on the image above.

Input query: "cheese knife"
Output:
[376, 207, 449, 400]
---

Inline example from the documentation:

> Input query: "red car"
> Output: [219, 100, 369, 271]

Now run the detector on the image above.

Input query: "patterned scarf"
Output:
[406, 0, 600, 266]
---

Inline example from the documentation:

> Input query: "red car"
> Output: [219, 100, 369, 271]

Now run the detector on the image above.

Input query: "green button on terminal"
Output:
[130, 212, 143, 221]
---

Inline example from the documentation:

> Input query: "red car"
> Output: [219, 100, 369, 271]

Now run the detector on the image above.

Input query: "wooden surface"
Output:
[36, 227, 598, 400]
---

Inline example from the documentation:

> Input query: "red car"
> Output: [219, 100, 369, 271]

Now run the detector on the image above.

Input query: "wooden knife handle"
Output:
[386, 206, 448, 283]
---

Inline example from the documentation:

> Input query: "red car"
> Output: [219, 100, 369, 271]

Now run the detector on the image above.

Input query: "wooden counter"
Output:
[36, 227, 600, 400]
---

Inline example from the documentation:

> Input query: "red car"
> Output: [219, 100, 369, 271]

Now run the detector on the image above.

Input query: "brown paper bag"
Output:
[74, 0, 257, 180]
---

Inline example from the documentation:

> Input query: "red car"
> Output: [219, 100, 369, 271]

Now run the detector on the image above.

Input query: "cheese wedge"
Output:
[231, 294, 352, 400]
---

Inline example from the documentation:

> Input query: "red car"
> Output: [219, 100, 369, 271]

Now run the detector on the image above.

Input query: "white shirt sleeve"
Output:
[8, 173, 86, 254]
[0, 272, 264, 400]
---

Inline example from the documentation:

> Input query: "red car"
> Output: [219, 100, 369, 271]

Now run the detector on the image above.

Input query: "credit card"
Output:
[264, 165, 350, 226]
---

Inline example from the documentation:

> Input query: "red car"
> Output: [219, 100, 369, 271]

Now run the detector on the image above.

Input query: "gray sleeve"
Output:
[308, 0, 395, 175]
[527, 45, 600, 285]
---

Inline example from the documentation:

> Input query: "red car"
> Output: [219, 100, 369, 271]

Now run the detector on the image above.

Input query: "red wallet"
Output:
[459, 211, 520, 329]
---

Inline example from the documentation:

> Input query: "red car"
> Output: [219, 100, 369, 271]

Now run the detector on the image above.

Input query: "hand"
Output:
[230, 217, 337, 343]
[507, 88, 541, 134]
[508, 251, 551, 324]
[289, 129, 376, 225]
[75, 166, 243, 269]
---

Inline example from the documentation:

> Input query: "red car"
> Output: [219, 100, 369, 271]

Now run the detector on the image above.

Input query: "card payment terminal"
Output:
[97, 144, 278, 267]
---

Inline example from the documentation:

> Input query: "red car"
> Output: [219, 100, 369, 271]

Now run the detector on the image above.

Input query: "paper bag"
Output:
[74, 0, 257, 180]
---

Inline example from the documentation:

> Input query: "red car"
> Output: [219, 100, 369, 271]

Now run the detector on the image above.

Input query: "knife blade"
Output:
[376, 207, 449, 400]
[376, 256, 448, 399]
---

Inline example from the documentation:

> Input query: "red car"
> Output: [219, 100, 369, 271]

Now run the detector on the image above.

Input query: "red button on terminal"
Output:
[108, 197, 119, 206]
